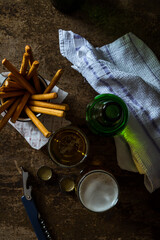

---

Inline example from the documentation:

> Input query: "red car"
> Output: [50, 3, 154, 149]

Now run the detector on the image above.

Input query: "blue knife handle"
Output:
[22, 196, 49, 240]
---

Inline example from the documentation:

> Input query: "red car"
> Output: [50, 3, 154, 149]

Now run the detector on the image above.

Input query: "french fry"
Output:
[11, 92, 31, 123]
[43, 69, 63, 93]
[24, 105, 52, 138]
[20, 53, 30, 76]
[28, 100, 69, 111]
[0, 98, 21, 131]
[29, 105, 66, 118]
[0, 97, 16, 114]
[30, 92, 58, 100]
[2, 59, 36, 94]
[26, 60, 39, 80]
[0, 90, 25, 98]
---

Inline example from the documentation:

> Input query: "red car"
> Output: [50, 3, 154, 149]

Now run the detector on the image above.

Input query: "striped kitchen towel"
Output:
[59, 29, 160, 193]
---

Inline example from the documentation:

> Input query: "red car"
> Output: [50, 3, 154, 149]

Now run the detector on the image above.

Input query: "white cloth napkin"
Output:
[0, 72, 71, 149]
[59, 29, 160, 193]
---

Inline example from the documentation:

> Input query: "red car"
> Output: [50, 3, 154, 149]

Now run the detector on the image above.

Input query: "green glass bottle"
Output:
[86, 94, 128, 136]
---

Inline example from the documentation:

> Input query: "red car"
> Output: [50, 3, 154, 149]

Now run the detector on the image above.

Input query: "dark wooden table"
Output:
[0, 0, 160, 239]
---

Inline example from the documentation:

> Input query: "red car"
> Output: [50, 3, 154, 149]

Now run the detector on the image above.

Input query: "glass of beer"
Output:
[77, 169, 119, 212]
[48, 126, 89, 168]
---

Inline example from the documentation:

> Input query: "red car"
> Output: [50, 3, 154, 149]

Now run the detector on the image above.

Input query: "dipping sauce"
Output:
[48, 126, 89, 168]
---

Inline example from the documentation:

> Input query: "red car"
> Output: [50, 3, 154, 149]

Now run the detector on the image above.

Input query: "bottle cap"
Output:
[37, 166, 53, 181]
[59, 176, 75, 193]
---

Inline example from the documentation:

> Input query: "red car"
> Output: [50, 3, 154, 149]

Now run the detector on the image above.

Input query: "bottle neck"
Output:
[95, 101, 123, 127]
[86, 93, 129, 136]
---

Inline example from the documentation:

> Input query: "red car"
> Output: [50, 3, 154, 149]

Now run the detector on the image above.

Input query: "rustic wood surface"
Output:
[0, 0, 160, 239]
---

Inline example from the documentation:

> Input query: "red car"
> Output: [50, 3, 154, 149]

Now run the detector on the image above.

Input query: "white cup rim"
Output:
[77, 169, 119, 213]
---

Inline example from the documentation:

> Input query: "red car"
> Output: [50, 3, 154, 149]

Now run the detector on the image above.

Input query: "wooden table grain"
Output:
[0, 0, 160, 239]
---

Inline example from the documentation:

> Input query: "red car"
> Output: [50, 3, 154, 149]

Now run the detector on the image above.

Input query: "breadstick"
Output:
[8, 72, 22, 84]
[0, 87, 5, 92]
[29, 106, 66, 117]
[43, 69, 63, 93]
[0, 98, 21, 131]
[25, 45, 34, 67]
[28, 100, 69, 111]
[0, 97, 16, 114]
[11, 92, 31, 123]
[0, 90, 25, 98]
[30, 92, 58, 100]
[33, 74, 42, 93]
[8, 73, 24, 88]
[24, 106, 52, 138]
[0, 86, 22, 92]
[20, 53, 30, 76]
[2, 59, 36, 94]
[4, 79, 24, 89]
[26, 61, 39, 80]
[24, 46, 41, 92]
[3, 78, 10, 86]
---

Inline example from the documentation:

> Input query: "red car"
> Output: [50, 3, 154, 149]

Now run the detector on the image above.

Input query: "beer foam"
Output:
[78, 171, 118, 212]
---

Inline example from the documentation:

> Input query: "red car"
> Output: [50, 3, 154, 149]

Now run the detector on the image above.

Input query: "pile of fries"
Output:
[0, 45, 69, 137]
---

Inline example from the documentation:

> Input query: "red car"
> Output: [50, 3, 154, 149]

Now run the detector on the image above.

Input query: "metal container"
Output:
[0, 75, 48, 122]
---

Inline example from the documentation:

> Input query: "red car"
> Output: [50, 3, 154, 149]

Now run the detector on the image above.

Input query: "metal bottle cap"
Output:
[37, 166, 53, 181]
[59, 176, 75, 193]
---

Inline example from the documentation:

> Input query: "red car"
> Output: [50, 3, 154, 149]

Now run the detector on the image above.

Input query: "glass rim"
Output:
[77, 169, 119, 213]
[47, 126, 89, 168]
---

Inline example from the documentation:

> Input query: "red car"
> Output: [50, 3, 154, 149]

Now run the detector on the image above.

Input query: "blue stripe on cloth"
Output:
[104, 45, 115, 64]
[75, 47, 81, 51]
[83, 56, 101, 80]
[74, 34, 82, 39]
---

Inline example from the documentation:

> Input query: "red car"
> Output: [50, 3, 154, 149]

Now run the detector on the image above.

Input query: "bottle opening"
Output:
[103, 102, 122, 122]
